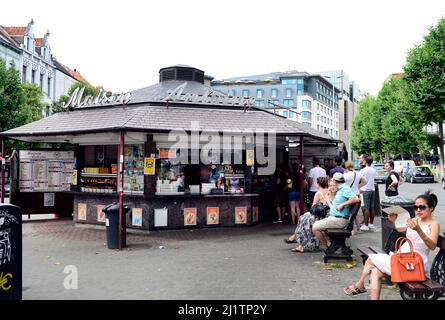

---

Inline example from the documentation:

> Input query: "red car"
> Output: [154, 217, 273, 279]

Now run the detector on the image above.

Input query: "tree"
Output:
[403, 17, 445, 176]
[0, 58, 25, 133]
[351, 96, 384, 159]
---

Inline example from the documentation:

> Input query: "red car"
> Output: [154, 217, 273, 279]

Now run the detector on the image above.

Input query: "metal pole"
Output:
[118, 131, 125, 250]
[1, 138, 5, 203]
[299, 136, 305, 215]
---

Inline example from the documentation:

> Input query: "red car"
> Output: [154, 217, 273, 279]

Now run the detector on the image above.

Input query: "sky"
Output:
[1, 0, 445, 96]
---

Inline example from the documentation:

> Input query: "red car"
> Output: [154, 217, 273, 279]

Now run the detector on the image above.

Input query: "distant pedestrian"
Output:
[286, 163, 302, 225]
[344, 161, 368, 234]
[307, 157, 327, 207]
[273, 165, 288, 223]
[329, 156, 345, 177]
[384, 160, 401, 199]
[359, 156, 377, 232]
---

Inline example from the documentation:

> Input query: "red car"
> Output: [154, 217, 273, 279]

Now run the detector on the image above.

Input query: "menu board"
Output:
[19, 150, 75, 192]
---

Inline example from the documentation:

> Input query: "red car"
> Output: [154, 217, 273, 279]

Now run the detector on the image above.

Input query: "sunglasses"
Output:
[414, 205, 428, 211]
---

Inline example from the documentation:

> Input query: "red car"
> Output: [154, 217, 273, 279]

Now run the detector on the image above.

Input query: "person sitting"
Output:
[312, 172, 360, 249]
[343, 190, 440, 299]
[284, 177, 335, 252]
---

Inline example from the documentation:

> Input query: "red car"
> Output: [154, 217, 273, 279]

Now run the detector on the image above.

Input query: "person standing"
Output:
[384, 160, 400, 199]
[329, 156, 345, 177]
[344, 161, 368, 234]
[287, 163, 302, 225]
[307, 157, 326, 207]
[273, 166, 288, 223]
[359, 156, 377, 231]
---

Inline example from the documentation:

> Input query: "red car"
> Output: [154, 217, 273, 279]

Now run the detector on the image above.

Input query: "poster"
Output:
[246, 149, 255, 166]
[184, 208, 197, 226]
[207, 207, 219, 225]
[144, 157, 155, 175]
[252, 206, 259, 223]
[132, 208, 143, 227]
[78, 203, 87, 221]
[235, 207, 247, 224]
[159, 149, 176, 159]
[97, 205, 105, 223]
[43, 193, 55, 207]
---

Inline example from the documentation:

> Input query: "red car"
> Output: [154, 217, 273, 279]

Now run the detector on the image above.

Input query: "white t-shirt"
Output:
[344, 171, 363, 195]
[308, 166, 327, 192]
[360, 166, 376, 192]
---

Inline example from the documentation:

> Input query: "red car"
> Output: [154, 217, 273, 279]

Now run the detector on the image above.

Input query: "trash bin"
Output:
[380, 196, 415, 252]
[373, 183, 382, 217]
[102, 203, 130, 249]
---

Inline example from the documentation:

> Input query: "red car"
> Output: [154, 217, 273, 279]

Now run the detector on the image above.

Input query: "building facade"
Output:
[1, 19, 88, 114]
[316, 70, 366, 160]
[211, 71, 340, 139]
[0, 26, 22, 70]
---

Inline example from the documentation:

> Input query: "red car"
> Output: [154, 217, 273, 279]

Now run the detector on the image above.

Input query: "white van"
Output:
[394, 160, 416, 177]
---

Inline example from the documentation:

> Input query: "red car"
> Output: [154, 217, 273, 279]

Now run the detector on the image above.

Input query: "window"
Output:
[22, 65, 27, 82]
[31, 70, 36, 83]
[302, 100, 312, 109]
[242, 90, 250, 97]
[269, 99, 280, 107]
[283, 99, 294, 107]
[301, 111, 312, 121]
[344, 100, 349, 130]
[297, 89, 303, 95]
[283, 111, 288, 118]
[289, 112, 295, 119]
[47, 77, 51, 96]
[317, 114, 320, 121]
[229, 89, 236, 96]
[271, 88, 278, 98]
[255, 100, 265, 107]
[281, 79, 297, 85]
[40, 74, 44, 89]
[285, 88, 292, 98]
[257, 89, 264, 99]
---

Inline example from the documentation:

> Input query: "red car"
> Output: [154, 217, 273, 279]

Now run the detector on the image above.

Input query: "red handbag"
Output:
[390, 237, 426, 283]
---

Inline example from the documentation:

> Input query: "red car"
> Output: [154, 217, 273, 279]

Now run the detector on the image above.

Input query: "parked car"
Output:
[405, 166, 435, 183]
[371, 163, 388, 183]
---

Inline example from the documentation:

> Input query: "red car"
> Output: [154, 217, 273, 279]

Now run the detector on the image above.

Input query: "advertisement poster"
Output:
[132, 208, 143, 227]
[144, 158, 156, 175]
[206, 207, 219, 225]
[43, 193, 55, 207]
[78, 203, 87, 221]
[235, 207, 247, 224]
[246, 149, 255, 166]
[97, 205, 105, 223]
[252, 206, 259, 223]
[184, 208, 197, 226]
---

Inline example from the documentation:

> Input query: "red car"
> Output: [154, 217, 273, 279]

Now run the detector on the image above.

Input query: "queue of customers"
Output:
[274, 155, 403, 233]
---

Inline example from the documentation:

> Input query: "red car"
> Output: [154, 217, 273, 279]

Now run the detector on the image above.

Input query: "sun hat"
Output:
[333, 172, 345, 182]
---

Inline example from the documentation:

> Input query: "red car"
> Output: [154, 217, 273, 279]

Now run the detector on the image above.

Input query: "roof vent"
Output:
[159, 65, 205, 84]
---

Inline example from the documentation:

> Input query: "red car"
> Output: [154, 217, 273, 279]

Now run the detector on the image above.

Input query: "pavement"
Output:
[19, 181, 445, 300]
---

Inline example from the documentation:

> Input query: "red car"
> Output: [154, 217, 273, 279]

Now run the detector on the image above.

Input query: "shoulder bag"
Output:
[390, 237, 426, 283]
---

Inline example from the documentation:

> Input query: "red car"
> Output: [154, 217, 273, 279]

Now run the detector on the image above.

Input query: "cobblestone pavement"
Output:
[21, 182, 444, 300]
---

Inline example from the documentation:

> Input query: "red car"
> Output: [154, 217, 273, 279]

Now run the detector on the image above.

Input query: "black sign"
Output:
[0, 204, 22, 300]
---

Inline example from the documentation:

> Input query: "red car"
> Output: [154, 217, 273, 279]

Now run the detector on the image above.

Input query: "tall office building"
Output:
[211, 71, 340, 139]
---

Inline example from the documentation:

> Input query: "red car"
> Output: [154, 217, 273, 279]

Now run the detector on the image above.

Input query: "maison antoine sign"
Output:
[62, 87, 132, 110]
[163, 82, 256, 106]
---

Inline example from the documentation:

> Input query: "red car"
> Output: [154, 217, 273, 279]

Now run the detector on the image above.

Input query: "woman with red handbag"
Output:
[343, 190, 440, 300]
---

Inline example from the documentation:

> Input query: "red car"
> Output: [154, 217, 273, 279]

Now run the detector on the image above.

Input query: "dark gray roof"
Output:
[0, 103, 336, 143]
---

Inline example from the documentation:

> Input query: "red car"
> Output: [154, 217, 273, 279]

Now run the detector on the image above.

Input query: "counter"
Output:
[73, 192, 261, 230]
